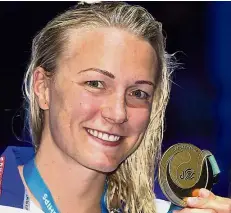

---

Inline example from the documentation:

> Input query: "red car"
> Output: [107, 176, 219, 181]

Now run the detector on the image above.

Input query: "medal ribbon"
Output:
[23, 158, 109, 213]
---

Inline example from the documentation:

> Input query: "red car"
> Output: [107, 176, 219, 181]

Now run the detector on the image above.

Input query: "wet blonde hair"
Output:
[23, 2, 174, 213]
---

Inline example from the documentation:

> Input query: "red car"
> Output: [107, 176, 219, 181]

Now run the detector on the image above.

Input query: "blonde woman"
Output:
[0, 2, 230, 213]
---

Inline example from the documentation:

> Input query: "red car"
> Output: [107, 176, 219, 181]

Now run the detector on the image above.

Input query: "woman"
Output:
[0, 2, 230, 213]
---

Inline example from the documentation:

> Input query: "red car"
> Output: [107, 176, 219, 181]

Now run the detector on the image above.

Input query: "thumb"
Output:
[198, 188, 216, 200]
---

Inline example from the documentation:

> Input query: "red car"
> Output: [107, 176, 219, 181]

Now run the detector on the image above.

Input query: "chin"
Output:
[85, 159, 121, 173]
[94, 163, 120, 173]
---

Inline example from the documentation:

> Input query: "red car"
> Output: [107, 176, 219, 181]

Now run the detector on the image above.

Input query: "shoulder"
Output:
[0, 145, 35, 209]
[0, 144, 35, 165]
[0, 145, 35, 188]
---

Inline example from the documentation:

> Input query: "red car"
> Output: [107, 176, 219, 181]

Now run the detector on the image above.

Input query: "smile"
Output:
[86, 128, 120, 142]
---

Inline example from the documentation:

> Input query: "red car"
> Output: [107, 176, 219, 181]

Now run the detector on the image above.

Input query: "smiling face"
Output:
[38, 27, 158, 172]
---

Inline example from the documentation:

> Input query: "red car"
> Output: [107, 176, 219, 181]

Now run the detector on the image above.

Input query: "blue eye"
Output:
[86, 81, 104, 89]
[131, 90, 150, 100]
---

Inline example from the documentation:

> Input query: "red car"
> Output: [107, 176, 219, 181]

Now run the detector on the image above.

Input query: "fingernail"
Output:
[172, 211, 180, 213]
[199, 188, 210, 198]
[187, 197, 198, 205]
[192, 188, 200, 197]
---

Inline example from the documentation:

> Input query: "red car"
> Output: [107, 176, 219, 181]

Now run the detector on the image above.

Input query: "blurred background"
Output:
[0, 1, 230, 198]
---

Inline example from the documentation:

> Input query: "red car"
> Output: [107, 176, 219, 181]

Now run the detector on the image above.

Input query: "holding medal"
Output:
[159, 143, 220, 208]
[0, 1, 230, 213]
[159, 144, 231, 213]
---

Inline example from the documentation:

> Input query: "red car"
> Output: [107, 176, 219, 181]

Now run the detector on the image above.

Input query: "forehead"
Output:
[59, 27, 158, 79]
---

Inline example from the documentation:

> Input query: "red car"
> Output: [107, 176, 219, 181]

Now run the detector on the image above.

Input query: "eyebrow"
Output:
[78, 67, 115, 79]
[135, 80, 155, 87]
[78, 67, 154, 87]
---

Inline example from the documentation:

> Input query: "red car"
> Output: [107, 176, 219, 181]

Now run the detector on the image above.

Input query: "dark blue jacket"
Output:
[0, 145, 34, 208]
[0, 145, 180, 212]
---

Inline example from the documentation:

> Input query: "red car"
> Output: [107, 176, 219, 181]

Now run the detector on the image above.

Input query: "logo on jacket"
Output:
[0, 156, 5, 196]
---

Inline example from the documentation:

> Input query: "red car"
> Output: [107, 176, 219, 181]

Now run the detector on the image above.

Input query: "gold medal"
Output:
[158, 143, 220, 207]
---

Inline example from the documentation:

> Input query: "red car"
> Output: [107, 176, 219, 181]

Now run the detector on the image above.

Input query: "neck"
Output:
[32, 132, 106, 213]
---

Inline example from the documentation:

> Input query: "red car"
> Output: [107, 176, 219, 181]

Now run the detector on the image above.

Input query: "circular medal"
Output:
[158, 143, 220, 207]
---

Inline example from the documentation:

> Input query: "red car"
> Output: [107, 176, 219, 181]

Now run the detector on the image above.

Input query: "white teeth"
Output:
[87, 129, 120, 142]
[89, 129, 94, 135]
[102, 133, 109, 141]
[109, 135, 114, 141]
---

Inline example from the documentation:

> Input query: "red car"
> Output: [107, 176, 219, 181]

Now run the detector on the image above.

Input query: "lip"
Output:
[85, 128, 123, 147]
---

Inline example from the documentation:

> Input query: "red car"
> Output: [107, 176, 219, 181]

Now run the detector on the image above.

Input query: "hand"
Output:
[173, 188, 231, 213]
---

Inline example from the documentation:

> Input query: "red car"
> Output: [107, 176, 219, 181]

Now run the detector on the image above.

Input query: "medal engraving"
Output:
[158, 143, 219, 207]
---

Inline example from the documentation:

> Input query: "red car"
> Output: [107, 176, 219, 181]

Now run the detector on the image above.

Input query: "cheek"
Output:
[70, 92, 102, 123]
[129, 108, 151, 133]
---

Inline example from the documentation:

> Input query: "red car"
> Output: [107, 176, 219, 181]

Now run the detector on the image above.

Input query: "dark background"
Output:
[0, 1, 230, 197]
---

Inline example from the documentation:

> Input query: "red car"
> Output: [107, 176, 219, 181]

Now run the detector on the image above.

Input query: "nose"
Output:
[101, 94, 128, 124]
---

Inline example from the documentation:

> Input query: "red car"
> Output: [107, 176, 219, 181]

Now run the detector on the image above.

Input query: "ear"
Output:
[33, 67, 50, 110]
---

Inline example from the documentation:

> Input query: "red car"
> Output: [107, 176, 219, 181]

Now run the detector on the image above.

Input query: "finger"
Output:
[186, 197, 231, 213]
[198, 188, 216, 199]
[191, 188, 216, 199]
[173, 208, 216, 213]
[198, 189, 231, 202]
